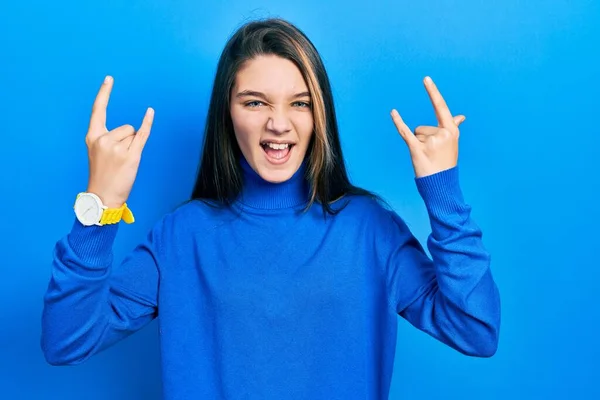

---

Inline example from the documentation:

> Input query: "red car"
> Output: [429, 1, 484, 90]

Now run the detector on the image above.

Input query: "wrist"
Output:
[74, 192, 135, 226]
[414, 166, 466, 215]
[85, 188, 125, 208]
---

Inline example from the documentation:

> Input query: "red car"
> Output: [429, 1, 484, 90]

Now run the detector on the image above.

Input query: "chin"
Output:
[255, 161, 299, 183]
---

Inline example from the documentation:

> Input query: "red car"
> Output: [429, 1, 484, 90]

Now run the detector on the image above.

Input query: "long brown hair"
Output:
[190, 18, 377, 215]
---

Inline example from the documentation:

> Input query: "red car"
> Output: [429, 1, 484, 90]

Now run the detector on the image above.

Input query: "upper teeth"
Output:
[265, 143, 289, 150]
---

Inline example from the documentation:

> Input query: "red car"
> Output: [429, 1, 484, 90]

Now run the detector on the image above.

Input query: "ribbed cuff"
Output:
[67, 217, 119, 269]
[414, 166, 467, 216]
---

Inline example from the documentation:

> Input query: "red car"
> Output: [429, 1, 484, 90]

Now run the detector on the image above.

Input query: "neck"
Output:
[237, 156, 310, 210]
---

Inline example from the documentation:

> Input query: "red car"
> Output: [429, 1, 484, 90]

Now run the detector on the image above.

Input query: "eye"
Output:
[244, 100, 264, 108]
[293, 101, 311, 108]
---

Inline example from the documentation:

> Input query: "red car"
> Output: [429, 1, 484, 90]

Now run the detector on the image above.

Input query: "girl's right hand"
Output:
[85, 76, 154, 208]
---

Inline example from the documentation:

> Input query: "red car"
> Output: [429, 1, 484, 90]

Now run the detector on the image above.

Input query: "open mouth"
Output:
[260, 141, 295, 164]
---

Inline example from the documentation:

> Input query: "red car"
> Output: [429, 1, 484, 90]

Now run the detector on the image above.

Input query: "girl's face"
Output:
[230, 55, 314, 183]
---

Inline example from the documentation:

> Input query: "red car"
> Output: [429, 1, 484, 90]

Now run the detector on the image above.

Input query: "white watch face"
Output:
[75, 194, 103, 226]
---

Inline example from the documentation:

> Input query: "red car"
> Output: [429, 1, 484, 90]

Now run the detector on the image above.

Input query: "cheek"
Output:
[232, 110, 264, 147]
[293, 114, 314, 143]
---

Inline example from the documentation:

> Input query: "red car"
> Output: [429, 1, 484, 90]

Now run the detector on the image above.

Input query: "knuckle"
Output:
[85, 131, 98, 145]
[439, 128, 452, 138]
[97, 135, 112, 149]
[97, 134, 108, 144]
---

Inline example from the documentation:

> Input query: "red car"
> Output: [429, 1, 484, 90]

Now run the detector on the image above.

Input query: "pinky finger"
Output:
[131, 107, 155, 152]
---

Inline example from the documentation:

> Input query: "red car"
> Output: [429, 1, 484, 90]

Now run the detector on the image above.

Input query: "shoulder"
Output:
[150, 199, 236, 238]
[331, 193, 411, 234]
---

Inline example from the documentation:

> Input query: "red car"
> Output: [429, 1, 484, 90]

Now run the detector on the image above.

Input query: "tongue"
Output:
[264, 146, 290, 160]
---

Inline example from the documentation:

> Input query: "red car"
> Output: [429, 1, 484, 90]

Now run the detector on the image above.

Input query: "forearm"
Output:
[41, 220, 153, 365]
[401, 229, 500, 357]
[403, 167, 500, 356]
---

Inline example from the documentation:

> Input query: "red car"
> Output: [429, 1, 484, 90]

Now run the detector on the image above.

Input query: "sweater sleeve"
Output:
[41, 217, 162, 366]
[379, 166, 501, 357]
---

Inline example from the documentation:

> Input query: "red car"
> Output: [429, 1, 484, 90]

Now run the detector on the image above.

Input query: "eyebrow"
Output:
[235, 90, 311, 100]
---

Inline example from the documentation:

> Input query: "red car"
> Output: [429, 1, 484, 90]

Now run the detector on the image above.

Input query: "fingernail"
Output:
[104, 75, 112, 83]
[425, 76, 432, 84]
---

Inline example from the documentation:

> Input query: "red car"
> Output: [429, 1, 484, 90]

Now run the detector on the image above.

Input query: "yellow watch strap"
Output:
[100, 202, 135, 225]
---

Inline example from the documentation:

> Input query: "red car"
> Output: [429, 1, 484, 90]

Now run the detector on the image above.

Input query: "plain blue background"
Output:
[1, 0, 598, 398]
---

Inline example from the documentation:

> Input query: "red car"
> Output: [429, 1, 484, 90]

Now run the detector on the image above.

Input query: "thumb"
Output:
[453, 115, 466, 126]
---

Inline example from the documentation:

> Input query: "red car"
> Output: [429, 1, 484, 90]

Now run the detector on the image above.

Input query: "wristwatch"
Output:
[73, 192, 135, 226]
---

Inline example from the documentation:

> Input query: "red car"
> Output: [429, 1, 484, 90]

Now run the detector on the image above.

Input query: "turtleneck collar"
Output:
[236, 156, 310, 210]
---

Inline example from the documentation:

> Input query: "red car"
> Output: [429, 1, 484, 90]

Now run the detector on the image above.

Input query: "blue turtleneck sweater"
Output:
[41, 158, 500, 399]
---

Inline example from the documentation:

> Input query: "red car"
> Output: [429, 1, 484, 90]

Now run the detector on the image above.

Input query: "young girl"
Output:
[42, 18, 500, 400]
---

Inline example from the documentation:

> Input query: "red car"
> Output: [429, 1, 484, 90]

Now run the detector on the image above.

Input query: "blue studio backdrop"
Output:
[1, 0, 598, 399]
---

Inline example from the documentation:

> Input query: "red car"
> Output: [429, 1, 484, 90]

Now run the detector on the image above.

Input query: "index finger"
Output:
[89, 76, 114, 133]
[423, 76, 455, 129]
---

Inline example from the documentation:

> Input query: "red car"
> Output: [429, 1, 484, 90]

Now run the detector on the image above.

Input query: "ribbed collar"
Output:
[236, 156, 310, 210]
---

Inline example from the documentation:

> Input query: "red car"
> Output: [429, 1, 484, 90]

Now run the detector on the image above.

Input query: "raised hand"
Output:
[85, 76, 154, 208]
[391, 76, 465, 178]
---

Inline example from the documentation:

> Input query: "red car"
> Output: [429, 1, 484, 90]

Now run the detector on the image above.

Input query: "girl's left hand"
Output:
[391, 76, 466, 178]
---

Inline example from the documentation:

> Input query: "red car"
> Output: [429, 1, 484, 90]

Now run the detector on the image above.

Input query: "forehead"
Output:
[234, 55, 308, 94]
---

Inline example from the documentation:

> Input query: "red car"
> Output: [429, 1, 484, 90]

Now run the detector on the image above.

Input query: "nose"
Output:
[266, 108, 292, 135]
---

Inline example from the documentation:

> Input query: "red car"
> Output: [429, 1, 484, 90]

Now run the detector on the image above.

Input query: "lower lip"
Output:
[263, 145, 294, 165]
